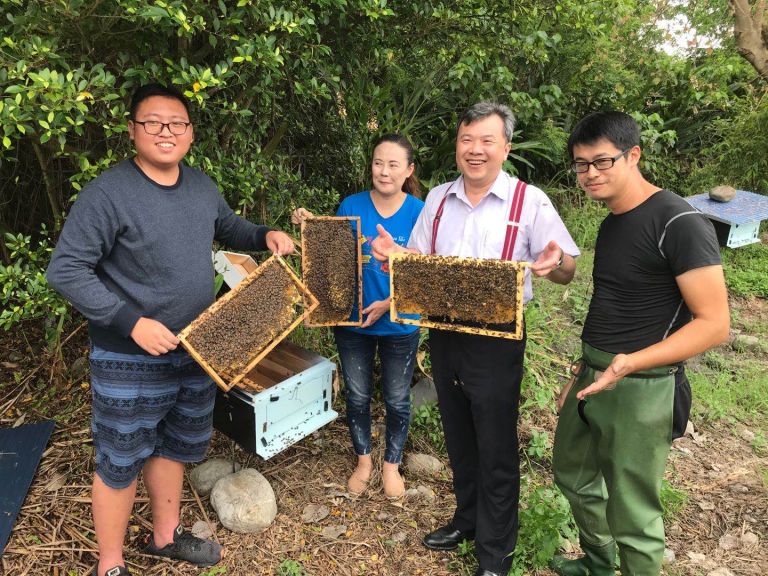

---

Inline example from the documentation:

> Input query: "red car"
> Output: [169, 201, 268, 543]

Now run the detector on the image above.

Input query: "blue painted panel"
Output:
[686, 190, 768, 225]
[0, 420, 55, 554]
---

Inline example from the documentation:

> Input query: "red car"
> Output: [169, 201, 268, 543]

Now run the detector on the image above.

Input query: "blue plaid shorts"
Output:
[89, 343, 216, 489]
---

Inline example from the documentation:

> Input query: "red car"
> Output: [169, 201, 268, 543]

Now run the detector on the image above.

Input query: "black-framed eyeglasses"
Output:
[571, 148, 631, 174]
[132, 120, 191, 136]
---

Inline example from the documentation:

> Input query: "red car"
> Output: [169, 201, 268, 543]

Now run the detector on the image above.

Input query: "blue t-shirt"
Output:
[337, 191, 424, 336]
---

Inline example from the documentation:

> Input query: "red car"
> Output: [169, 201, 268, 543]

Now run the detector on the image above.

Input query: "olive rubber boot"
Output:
[550, 540, 616, 576]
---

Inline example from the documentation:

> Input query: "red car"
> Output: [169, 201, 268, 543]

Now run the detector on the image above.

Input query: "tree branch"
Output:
[31, 140, 63, 231]
[729, 0, 768, 78]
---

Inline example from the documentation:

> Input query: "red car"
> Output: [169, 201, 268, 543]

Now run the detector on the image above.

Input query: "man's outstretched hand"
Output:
[371, 224, 404, 261]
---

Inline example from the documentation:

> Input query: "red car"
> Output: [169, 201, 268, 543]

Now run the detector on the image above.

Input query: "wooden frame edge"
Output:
[301, 215, 364, 327]
[388, 252, 529, 341]
[178, 254, 319, 392]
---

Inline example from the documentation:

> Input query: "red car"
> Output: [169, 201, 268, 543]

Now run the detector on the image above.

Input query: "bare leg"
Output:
[348, 454, 373, 494]
[143, 456, 184, 547]
[92, 474, 137, 575]
[382, 461, 405, 498]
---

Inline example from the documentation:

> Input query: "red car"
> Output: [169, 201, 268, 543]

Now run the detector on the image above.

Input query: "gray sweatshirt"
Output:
[47, 159, 271, 354]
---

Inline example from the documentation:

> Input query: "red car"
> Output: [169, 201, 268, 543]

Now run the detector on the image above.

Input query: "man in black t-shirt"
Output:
[550, 112, 730, 576]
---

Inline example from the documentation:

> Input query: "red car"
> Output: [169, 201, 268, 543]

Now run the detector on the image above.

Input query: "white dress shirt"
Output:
[407, 171, 580, 303]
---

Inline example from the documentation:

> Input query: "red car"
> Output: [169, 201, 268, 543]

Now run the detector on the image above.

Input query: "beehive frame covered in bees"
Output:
[178, 255, 319, 392]
[389, 252, 528, 340]
[300, 216, 363, 327]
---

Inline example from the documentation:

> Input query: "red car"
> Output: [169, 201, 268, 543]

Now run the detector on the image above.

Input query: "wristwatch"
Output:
[554, 250, 564, 270]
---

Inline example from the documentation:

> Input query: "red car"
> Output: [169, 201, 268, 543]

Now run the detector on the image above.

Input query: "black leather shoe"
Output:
[421, 524, 474, 551]
[475, 569, 501, 576]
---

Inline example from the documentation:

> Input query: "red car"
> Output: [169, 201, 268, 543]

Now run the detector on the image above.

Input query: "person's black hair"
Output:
[129, 83, 191, 119]
[567, 111, 640, 158]
[372, 133, 422, 198]
[457, 102, 515, 142]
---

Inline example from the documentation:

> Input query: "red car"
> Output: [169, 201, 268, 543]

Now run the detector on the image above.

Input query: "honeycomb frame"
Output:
[300, 216, 363, 327]
[388, 252, 528, 340]
[178, 255, 319, 392]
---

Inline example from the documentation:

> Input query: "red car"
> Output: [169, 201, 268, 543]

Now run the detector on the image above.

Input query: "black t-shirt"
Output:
[582, 189, 721, 353]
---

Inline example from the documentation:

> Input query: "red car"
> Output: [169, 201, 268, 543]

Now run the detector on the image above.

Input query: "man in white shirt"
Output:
[372, 102, 579, 576]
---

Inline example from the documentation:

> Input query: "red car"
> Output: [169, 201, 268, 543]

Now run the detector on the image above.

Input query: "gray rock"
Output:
[709, 185, 736, 202]
[411, 377, 437, 411]
[718, 533, 740, 550]
[190, 458, 241, 496]
[301, 503, 330, 524]
[663, 547, 676, 565]
[731, 334, 762, 353]
[416, 485, 436, 501]
[191, 520, 214, 540]
[741, 532, 759, 546]
[210, 468, 277, 533]
[321, 524, 347, 539]
[390, 531, 408, 543]
[405, 453, 444, 476]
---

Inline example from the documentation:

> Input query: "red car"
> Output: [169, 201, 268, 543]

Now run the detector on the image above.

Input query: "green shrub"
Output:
[0, 230, 68, 346]
[410, 402, 445, 454]
[509, 482, 578, 575]
[277, 559, 307, 576]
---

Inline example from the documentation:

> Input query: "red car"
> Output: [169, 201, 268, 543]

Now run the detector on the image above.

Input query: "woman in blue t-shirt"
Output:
[292, 134, 424, 498]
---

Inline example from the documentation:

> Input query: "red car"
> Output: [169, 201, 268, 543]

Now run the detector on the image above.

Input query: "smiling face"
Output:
[371, 141, 414, 197]
[455, 114, 511, 194]
[572, 138, 640, 208]
[128, 95, 193, 178]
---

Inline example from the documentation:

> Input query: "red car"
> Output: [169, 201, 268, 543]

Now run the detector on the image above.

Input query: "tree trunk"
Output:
[729, 0, 768, 79]
[31, 141, 63, 231]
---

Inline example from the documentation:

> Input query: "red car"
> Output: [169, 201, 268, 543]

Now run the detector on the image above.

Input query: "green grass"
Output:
[689, 354, 768, 425]
[721, 237, 768, 298]
[660, 479, 689, 522]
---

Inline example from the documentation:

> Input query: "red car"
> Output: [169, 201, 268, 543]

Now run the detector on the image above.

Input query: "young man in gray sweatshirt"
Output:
[47, 83, 295, 576]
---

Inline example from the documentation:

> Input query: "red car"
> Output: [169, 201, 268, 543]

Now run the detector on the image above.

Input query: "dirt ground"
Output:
[1, 310, 766, 576]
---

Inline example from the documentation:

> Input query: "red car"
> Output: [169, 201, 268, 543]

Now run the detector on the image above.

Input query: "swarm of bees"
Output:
[390, 254, 526, 336]
[301, 217, 361, 326]
[179, 256, 316, 390]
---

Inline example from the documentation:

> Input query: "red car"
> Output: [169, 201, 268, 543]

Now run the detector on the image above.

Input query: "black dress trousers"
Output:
[428, 326, 526, 574]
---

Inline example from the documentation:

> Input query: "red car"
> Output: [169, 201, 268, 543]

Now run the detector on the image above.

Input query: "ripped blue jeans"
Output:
[333, 327, 420, 464]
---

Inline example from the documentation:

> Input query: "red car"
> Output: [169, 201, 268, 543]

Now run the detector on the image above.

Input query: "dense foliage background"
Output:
[0, 0, 764, 337]
[1, 3, 766, 574]
[2, 0, 766, 340]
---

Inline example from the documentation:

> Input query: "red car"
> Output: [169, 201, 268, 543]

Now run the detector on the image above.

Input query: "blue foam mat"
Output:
[0, 420, 56, 555]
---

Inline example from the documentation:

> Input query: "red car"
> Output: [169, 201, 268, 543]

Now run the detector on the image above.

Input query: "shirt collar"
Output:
[450, 172, 510, 202]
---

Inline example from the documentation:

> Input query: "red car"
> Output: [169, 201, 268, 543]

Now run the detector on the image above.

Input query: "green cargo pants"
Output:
[553, 343, 677, 576]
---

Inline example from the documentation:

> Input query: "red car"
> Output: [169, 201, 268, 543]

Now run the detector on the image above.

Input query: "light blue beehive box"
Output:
[212, 341, 337, 460]
[686, 190, 768, 248]
[210, 250, 338, 460]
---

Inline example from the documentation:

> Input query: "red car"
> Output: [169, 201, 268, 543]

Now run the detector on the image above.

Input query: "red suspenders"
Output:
[430, 178, 528, 259]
